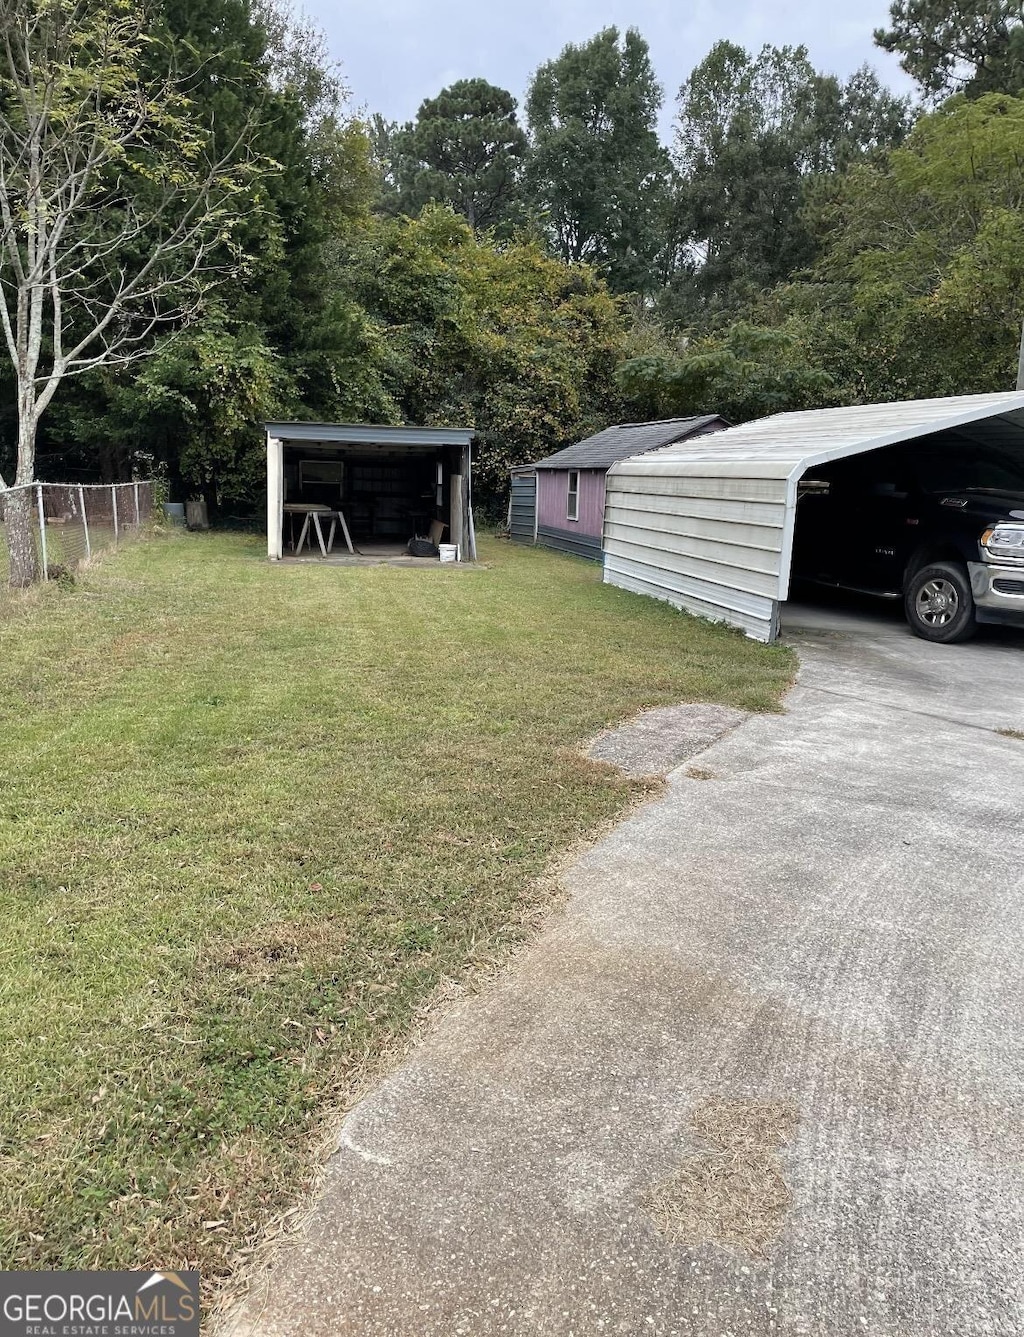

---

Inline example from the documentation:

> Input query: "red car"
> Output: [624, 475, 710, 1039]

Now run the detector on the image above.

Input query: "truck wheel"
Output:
[904, 561, 977, 643]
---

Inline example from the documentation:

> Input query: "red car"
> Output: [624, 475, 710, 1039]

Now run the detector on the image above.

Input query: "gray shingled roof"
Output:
[533, 416, 728, 470]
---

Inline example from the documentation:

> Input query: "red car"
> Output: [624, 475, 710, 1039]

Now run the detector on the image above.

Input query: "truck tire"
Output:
[904, 561, 977, 643]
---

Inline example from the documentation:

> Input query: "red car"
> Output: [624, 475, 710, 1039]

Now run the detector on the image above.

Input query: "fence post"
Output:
[134, 482, 140, 528]
[111, 484, 119, 545]
[35, 484, 48, 581]
[78, 484, 91, 560]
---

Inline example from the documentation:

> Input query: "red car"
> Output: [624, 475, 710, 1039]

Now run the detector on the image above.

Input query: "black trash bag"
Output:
[407, 536, 440, 557]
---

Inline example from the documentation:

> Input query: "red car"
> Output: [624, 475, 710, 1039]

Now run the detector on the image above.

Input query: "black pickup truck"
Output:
[792, 438, 1024, 643]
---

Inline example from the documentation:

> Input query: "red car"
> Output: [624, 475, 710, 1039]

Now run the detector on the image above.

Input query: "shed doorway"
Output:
[265, 423, 476, 563]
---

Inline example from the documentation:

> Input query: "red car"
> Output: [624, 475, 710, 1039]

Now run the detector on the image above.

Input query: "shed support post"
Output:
[464, 470, 475, 560]
[267, 436, 284, 559]
[450, 473, 463, 559]
[462, 443, 476, 560]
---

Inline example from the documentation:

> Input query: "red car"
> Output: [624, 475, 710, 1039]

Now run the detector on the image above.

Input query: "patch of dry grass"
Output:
[646, 1097, 800, 1257]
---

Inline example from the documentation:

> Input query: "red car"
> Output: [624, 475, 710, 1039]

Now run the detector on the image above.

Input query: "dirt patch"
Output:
[204, 919, 348, 981]
[587, 704, 748, 778]
[646, 1096, 800, 1257]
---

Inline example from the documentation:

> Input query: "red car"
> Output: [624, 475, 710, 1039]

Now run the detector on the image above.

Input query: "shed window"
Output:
[567, 470, 579, 521]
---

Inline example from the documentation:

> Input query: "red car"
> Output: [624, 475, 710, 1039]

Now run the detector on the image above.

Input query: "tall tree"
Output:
[666, 41, 910, 322]
[339, 206, 626, 502]
[875, 0, 1024, 99]
[28, 0, 379, 510]
[0, 0, 263, 585]
[386, 79, 528, 232]
[806, 91, 1024, 399]
[615, 320, 833, 422]
[525, 26, 671, 294]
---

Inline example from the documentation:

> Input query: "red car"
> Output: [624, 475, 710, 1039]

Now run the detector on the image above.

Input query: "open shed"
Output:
[265, 422, 476, 562]
[603, 392, 1024, 642]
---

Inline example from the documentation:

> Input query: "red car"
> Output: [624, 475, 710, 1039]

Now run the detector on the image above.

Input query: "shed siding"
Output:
[538, 469, 605, 538]
[536, 525, 602, 561]
[510, 473, 537, 544]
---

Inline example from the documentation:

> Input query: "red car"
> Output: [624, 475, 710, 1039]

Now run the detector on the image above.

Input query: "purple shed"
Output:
[516, 417, 729, 561]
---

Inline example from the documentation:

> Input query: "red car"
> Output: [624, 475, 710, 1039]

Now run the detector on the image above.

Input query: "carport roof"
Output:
[265, 421, 475, 448]
[611, 392, 1024, 479]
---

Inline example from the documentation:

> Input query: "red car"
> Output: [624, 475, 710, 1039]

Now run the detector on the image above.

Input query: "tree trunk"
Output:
[5, 486, 40, 588]
[8, 408, 41, 587]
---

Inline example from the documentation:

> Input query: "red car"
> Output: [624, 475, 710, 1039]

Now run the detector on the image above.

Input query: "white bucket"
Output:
[438, 543, 459, 563]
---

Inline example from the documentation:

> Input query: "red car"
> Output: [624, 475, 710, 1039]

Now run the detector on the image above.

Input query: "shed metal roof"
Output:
[534, 416, 727, 471]
[611, 393, 1024, 479]
[265, 421, 475, 448]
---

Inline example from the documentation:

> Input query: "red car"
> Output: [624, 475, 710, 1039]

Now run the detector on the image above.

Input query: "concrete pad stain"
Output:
[646, 1097, 800, 1258]
[587, 703, 749, 778]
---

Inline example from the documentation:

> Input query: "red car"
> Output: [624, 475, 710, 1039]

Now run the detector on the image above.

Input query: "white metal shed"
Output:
[603, 392, 1024, 642]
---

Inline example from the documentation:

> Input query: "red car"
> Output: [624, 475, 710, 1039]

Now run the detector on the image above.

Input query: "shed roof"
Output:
[610, 393, 1024, 480]
[534, 416, 727, 471]
[265, 421, 474, 448]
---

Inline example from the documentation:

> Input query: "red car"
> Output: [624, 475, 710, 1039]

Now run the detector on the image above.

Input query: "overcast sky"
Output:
[303, 0, 915, 141]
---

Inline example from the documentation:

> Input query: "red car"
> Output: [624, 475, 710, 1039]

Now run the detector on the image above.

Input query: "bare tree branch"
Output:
[0, 0, 269, 503]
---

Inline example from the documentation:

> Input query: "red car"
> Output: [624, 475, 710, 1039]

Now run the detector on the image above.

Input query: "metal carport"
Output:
[603, 392, 1024, 642]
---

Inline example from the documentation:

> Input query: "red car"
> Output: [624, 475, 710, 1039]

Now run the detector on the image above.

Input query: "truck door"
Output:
[856, 448, 914, 594]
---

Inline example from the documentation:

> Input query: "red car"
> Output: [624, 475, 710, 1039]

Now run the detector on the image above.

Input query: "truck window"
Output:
[913, 443, 1024, 494]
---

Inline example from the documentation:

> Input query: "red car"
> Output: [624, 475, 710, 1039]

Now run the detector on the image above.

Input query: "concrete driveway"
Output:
[226, 601, 1024, 1337]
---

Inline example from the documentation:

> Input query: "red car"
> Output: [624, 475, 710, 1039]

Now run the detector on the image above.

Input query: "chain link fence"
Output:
[0, 481, 154, 612]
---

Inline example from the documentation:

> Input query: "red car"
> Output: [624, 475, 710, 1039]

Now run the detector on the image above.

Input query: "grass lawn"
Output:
[0, 531, 793, 1294]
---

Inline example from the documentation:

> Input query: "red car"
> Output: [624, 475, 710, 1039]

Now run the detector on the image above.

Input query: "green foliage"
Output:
[25, 0, 383, 508]
[665, 41, 910, 324]
[875, 0, 1024, 99]
[615, 320, 834, 422]
[526, 27, 671, 294]
[803, 93, 1024, 399]
[384, 79, 529, 233]
[339, 207, 626, 502]
[13, 2, 1024, 523]
[0, 0, 270, 462]
[121, 324, 291, 507]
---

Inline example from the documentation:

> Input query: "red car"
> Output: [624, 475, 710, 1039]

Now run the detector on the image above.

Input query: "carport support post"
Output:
[267, 435, 284, 560]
